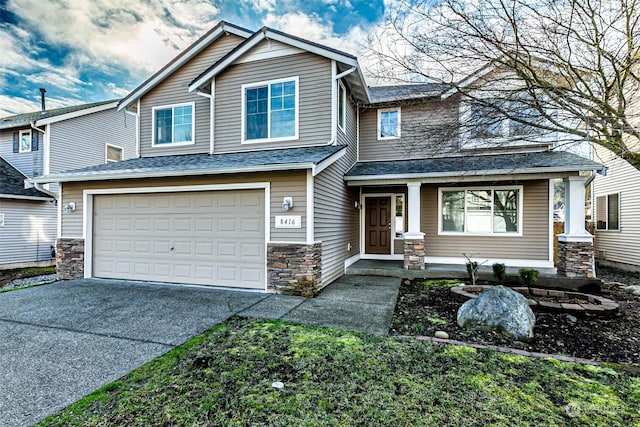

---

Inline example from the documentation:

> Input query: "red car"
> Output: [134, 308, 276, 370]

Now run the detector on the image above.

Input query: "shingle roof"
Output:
[368, 84, 448, 103]
[0, 157, 54, 199]
[0, 100, 117, 130]
[31, 145, 346, 183]
[345, 150, 603, 180]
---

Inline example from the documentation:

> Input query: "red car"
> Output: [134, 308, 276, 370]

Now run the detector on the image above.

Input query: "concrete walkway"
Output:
[0, 275, 399, 427]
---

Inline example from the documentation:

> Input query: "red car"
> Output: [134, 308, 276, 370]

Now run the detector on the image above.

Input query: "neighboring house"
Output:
[0, 100, 136, 268]
[32, 21, 603, 295]
[591, 144, 640, 272]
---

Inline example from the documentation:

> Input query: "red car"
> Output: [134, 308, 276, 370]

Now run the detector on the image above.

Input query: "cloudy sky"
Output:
[0, 0, 388, 117]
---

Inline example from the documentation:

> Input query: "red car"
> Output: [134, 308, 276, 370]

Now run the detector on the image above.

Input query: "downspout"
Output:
[124, 107, 140, 158]
[196, 85, 214, 155]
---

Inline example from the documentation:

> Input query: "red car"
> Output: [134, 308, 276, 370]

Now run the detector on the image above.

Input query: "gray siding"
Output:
[0, 198, 56, 265]
[422, 180, 550, 261]
[314, 91, 359, 286]
[60, 171, 308, 242]
[48, 108, 136, 194]
[139, 34, 244, 157]
[0, 128, 43, 178]
[359, 98, 460, 161]
[215, 52, 332, 153]
[593, 146, 640, 268]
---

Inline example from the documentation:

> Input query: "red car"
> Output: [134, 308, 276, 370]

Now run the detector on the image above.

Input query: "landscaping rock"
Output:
[434, 330, 449, 339]
[457, 285, 536, 342]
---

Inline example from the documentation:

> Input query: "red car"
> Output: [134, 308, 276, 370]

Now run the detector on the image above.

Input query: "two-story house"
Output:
[32, 21, 603, 295]
[0, 100, 136, 269]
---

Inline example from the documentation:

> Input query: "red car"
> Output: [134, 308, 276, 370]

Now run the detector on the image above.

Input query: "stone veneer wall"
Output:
[56, 238, 85, 280]
[404, 238, 426, 271]
[557, 240, 594, 278]
[267, 242, 322, 297]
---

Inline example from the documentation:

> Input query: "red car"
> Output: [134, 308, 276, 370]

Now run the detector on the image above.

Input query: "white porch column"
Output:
[557, 175, 595, 278]
[404, 182, 425, 270]
[405, 182, 424, 239]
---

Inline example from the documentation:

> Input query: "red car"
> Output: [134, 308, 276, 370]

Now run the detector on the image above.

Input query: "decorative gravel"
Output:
[1, 274, 59, 291]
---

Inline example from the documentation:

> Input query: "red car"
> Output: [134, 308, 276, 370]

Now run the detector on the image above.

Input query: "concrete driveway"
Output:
[0, 276, 399, 426]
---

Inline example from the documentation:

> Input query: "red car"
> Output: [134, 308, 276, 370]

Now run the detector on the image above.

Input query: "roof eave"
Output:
[118, 21, 253, 111]
[29, 162, 319, 184]
[0, 193, 55, 201]
[189, 28, 360, 93]
[345, 165, 603, 183]
[35, 101, 118, 126]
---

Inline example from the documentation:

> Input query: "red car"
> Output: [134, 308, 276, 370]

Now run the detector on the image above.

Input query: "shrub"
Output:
[518, 268, 539, 286]
[463, 254, 480, 286]
[492, 263, 507, 284]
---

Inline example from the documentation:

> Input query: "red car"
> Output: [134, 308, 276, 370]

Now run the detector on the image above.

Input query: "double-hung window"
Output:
[152, 102, 194, 146]
[243, 77, 298, 143]
[596, 193, 620, 231]
[19, 130, 32, 153]
[377, 107, 400, 139]
[440, 186, 522, 235]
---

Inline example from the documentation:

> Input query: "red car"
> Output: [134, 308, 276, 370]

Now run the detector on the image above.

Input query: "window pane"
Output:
[246, 86, 268, 140]
[442, 191, 465, 232]
[470, 104, 503, 138]
[338, 85, 345, 129]
[283, 81, 296, 95]
[106, 145, 123, 162]
[494, 189, 519, 232]
[380, 110, 399, 138]
[596, 196, 607, 230]
[271, 109, 295, 138]
[395, 195, 405, 237]
[466, 190, 492, 233]
[608, 194, 619, 230]
[155, 109, 172, 144]
[20, 132, 31, 151]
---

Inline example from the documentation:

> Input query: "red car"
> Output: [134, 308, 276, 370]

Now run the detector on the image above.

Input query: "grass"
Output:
[39, 317, 639, 427]
[0, 265, 55, 281]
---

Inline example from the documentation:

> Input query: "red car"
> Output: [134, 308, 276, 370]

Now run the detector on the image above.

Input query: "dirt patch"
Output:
[390, 266, 640, 366]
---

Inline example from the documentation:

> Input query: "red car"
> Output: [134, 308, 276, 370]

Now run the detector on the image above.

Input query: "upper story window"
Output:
[152, 102, 194, 146]
[338, 81, 346, 132]
[377, 107, 401, 140]
[19, 130, 32, 153]
[105, 143, 123, 164]
[242, 76, 299, 143]
[465, 99, 546, 142]
[439, 186, 522, 235]
[596, 193, 620, 231]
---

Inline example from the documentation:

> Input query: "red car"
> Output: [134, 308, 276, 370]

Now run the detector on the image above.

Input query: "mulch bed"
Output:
[390, 266, 640, 366]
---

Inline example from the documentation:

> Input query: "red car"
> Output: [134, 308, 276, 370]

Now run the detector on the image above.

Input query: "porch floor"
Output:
[345, 259, 600, 291]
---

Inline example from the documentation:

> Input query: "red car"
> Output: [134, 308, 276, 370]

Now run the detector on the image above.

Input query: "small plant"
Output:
[518, 268, 539, 286]
[463, 253, 483, 286]
[492, 263, 507, 284]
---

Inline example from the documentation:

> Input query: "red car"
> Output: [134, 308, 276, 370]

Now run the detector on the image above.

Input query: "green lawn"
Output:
[40, 318, 639, 427]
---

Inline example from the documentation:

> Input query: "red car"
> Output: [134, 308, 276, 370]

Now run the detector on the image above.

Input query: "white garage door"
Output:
[92, 190, 265, 289]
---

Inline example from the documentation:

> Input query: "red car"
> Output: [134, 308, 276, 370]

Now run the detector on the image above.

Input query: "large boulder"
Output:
[457, 285, 535, 342]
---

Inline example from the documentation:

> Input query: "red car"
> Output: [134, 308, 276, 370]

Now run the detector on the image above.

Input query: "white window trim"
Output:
[438, 185, 524, 237]
[241, 76, 299, 144]
[337, 80, 346, 134]
[151, 102, 195, 147]
[105, 143, 124, 164]
[596, 193, 620, 232]
[19, 129, 32, 153]
[377, 107, 401, 140]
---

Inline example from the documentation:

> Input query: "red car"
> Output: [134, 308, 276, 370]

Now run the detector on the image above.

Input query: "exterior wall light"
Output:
[63, 202, 76, 213]
[282, 197, 293, 211]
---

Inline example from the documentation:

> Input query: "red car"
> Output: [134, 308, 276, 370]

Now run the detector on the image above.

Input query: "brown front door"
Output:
[365, 197, 391, 254]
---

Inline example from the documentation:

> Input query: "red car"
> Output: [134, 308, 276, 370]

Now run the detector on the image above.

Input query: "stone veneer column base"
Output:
[404, 238, 426, 271]
[56, 238, 85, 280]
[557, 239, 594, 278]
[267, 242, 322, 297]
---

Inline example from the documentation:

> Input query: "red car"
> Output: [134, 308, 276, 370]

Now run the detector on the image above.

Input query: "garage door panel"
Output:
[93, 190, 265, 289]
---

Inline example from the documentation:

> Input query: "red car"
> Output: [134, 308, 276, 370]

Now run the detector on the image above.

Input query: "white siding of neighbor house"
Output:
[358, 97, 460, 161]
[421, 180, 550, 261]
[60, 171, 309, 243]
[214, 52, 332, 153]
[139, 34, 245, 157]
[592, 145, 640, 269]
[0, 198, 57, 265]
[48, 108, 136, 194]
[314, 88, 360, 287]
[0, 128, 44, 178]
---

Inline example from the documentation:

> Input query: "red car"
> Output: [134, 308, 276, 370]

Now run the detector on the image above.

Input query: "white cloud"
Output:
[242, 0, 277, 13]
[107, 82, 131, 98]
[0, 95, 41, 117]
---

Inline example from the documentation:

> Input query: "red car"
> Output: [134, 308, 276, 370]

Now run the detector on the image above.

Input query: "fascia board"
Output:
[35, 102, 118, 126]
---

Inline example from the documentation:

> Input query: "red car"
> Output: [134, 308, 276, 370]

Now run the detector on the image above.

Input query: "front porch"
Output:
[345, 259, 600, 291]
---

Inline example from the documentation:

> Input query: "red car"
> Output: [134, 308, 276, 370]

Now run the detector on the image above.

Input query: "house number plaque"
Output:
[275, 215, 301, 228]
